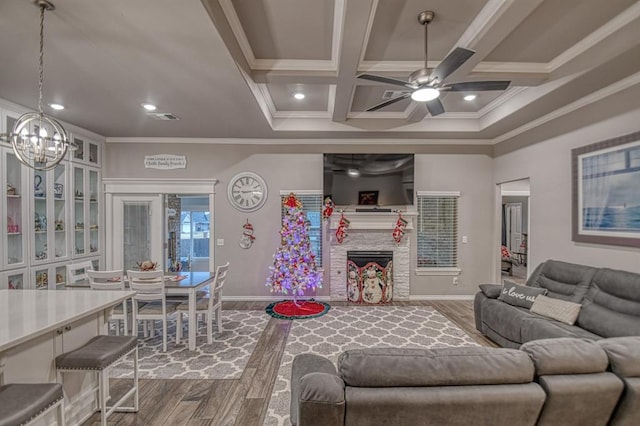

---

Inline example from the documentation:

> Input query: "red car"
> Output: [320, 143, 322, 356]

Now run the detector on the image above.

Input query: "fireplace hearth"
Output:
[347, 251, 393, 304]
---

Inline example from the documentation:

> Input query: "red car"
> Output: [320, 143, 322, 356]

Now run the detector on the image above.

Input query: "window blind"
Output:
[416, 194, 459, 268]
[280, 192, 323, 266]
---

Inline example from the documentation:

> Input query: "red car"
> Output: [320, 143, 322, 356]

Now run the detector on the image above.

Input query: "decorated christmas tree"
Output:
[266, 193, 323, 303]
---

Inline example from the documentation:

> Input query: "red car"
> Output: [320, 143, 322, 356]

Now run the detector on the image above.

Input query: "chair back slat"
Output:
[209, 262, 229, 309]
[127, 270, 165, 301]
[87, 270, 125, 291]
[67, 260, 94, 285]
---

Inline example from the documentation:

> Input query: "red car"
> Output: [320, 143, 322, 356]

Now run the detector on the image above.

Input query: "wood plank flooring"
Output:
[83, 300, 493, 426]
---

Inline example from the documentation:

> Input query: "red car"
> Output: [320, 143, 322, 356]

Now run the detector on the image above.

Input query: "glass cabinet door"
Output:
[73, 165, 85, 256]
[31, 162, 69, 264]
[32, 264, 67, 290]
[0, 269, 28, 290]
[2, 149, 28, 268]
[72, 165, 100, 258]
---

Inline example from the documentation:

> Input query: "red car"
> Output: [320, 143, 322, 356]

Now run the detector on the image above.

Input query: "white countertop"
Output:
[0, 290, 134, 352]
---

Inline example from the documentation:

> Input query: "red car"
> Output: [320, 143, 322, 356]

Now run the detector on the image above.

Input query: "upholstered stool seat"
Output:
[56, 335, 138, 426]
[0, 383, 64, 426]
[56, 335, 137, 370]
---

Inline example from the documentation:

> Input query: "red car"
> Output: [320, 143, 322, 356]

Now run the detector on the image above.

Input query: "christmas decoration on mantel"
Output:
[322, 197, 335, 220]
[392, 211, 408, 243]
[239, 219, 255, 249]
[266, 193, 323, 306]
[335, 212, 350, 244]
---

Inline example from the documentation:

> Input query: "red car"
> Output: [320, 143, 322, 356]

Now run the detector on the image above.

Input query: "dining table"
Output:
[66, 271, 216, 351]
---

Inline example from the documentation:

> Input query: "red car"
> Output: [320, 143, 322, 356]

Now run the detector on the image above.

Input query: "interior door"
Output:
[505, 203, 523, 252]
[111, 195, 163, 271]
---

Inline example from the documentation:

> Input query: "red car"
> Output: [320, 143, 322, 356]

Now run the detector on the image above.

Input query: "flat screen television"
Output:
[323, 154, 414, 207]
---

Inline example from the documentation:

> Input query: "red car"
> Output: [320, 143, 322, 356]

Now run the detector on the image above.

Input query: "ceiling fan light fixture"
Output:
[411, 87, 440, 102]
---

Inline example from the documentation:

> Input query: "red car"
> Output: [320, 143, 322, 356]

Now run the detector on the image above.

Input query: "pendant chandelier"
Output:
[0, 0, 73, 171]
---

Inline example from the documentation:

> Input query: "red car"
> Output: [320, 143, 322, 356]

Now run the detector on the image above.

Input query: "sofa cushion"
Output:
[481, 298, 532, 343]
[520, 338, 608, 375]
[597, 336, 640, 377]
[291, 354, 340, 426]
[576, 268, 640, 338]
[527, 260, 596, 303]
[498, 282, 547, 309]
[529, 295, 582, 325]
[338, 347, 534, 387]
[520, 317, 601, 343]
[479, 283, 502, 299]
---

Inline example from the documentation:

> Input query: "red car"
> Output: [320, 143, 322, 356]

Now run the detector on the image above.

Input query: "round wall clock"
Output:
[227, 172, 268, 212]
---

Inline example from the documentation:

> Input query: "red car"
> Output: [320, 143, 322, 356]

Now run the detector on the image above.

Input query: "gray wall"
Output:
[493, 108, 640, 274]
[105, 144, 496, 298]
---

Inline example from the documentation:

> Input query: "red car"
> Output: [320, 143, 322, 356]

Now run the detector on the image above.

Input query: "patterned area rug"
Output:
[263, 305, 480, 426]
[110, 310, 269, 379]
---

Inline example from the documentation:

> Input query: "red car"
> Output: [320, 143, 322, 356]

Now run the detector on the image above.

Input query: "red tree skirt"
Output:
[265, 299, 330, 320]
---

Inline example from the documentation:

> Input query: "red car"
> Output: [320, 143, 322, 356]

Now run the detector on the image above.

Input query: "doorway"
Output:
[105, 179, 217, 273]
[499, 179, 530, 284]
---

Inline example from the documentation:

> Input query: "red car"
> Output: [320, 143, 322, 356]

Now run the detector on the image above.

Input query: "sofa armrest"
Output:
[291, 354, 341, 426]
[479, 284, 502, 299]
[298, 373, 345, 426]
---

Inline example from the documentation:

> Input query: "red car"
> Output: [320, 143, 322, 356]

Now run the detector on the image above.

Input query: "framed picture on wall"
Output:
[358, 190, 379, 205]
[572, 130, 640, 247]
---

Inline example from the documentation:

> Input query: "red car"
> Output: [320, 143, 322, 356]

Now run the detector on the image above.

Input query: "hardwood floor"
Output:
[83, 300, 494, 425]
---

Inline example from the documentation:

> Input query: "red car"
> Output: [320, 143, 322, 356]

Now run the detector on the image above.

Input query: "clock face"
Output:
[227, 172, 268, 212]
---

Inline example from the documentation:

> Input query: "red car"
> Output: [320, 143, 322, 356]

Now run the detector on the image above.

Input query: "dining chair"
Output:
[87, 270, 130, 335]
[176, 262, 229, 345]
[66, 260, 94, 287]
[127, 270, 177, 352]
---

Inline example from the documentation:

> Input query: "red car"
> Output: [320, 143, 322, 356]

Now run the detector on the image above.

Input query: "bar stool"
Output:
[0, 383, 64, 426]
[56, 335, 138, 426]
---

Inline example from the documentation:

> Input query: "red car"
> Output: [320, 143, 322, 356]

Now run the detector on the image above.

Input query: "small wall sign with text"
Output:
[144, 154, 187, 170]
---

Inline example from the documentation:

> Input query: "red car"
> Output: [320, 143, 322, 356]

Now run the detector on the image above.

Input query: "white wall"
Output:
[493, 108, 640, 274]
[104, 143, 496, 298]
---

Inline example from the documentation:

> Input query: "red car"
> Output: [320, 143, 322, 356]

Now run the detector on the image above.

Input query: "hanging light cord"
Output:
[38, 3, 45, 115]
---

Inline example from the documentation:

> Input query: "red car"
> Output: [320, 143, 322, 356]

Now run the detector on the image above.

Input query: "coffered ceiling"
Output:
[0, 0, 638, 148]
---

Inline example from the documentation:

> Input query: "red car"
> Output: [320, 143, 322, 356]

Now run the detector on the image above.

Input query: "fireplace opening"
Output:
[347, 251, 393, 304]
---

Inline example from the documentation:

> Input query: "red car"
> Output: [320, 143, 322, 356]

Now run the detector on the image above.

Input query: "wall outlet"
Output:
[453, 276, 459, 286]
[216, 239, 225, 246]
[462, 235, 468, 244]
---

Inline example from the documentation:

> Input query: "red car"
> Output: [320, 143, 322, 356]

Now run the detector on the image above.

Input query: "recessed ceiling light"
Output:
[142, 103, 157, 111]
[293, 93, 305, 100]
[464, 94, 477, 101]
[49, 103, 64, 110]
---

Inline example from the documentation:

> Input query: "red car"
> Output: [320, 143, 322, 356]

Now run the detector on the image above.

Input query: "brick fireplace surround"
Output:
[328, 211, 416, 301]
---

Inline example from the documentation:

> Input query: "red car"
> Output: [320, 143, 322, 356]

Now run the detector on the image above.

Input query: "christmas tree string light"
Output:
[266, 193, 323, 305]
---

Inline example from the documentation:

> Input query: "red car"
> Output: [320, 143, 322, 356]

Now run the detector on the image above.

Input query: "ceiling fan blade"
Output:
[357, 74, 416, 89]
[425, 98, 445, 116]
[444, 81, 511, 91]
[430, 47, 475, 84]
[366, 94, 411, 112]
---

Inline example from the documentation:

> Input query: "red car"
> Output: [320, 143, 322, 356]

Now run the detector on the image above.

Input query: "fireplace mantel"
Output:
[329, 211, 417, 231]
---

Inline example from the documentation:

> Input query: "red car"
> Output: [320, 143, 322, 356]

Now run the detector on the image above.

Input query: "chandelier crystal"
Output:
[1, 0, 73, 171]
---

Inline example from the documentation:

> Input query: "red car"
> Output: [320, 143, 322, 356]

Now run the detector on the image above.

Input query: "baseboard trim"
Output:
[409, 295, 475, 301]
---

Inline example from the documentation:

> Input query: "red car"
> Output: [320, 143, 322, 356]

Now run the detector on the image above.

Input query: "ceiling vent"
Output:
[382, 90, 409, 99]
[146, 112, 179, 121]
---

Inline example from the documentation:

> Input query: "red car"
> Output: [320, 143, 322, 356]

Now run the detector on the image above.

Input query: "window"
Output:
[416, 191, 460, 274]
[280, 191, 323, 267]
[180, 210, 210, 259]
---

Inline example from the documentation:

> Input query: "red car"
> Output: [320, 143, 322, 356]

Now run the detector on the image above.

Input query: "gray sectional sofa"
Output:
[474, 260, 640, 348]
[290, 337, 640, 426]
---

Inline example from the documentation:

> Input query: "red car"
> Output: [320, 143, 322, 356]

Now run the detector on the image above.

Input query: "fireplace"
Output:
[347, 251, 393, 304]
